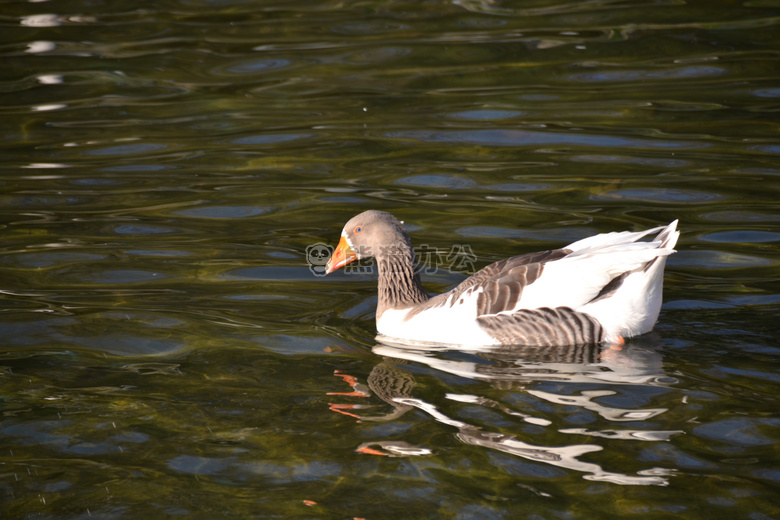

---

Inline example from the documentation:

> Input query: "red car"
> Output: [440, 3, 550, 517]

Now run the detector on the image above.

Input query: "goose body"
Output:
[325, 210, 679, 347]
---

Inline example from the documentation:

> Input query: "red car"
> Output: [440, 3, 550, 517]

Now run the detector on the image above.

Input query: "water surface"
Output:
[1, 0, 779, 518]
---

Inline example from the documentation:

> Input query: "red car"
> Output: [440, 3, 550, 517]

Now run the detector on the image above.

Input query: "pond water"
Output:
[1, 0, 779, 518]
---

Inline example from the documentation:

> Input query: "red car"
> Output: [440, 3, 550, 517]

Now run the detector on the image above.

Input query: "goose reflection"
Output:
[328, 334, 682, 486]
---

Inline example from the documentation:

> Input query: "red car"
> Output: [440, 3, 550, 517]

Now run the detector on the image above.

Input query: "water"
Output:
[1, 0, 779, 518]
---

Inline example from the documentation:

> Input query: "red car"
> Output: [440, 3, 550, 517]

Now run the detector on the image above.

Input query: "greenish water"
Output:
[1, 0, 779, 518]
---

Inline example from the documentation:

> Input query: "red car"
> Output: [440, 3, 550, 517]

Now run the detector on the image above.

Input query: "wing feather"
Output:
[454, 249, 570, 316]
[402, 249, 570, 321]
[403, 222, 676, 323]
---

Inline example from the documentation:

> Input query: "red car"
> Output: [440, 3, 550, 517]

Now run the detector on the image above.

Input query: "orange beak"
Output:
[325, 236, 357, 274]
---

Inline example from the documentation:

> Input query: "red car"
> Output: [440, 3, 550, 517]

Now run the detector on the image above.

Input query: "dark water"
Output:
[2, 0, 780, 518]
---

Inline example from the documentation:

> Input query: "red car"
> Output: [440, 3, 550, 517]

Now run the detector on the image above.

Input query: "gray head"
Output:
[344, 210, 411, 259]
[325, 210, 412, 273]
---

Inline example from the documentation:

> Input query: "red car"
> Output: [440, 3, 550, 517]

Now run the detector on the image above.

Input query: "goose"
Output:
[325, 210, 679, 347]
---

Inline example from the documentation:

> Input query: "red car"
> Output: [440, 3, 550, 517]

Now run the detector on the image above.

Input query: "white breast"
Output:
[376, 290, 497, 347]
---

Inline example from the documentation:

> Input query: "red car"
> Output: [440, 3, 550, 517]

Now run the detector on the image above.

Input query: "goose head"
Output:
[325, 210, 411, 274]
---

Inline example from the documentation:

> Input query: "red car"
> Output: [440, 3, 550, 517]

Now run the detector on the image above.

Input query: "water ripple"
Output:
[385, 129, 707, 150]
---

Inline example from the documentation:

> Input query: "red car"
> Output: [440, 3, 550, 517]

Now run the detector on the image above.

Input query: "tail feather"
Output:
[656, 219, 679, 249]
[565, 224, 669, 254]
[577, 221, 678, 342]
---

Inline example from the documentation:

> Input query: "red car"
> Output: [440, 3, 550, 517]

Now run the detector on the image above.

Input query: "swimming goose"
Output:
[325, 210, 679, 347]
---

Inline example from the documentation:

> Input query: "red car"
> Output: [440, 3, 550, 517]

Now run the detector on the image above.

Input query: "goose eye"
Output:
[354, 226, 363, 234]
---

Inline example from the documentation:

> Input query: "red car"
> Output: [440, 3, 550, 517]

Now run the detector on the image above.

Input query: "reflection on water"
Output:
[327, 337, 683, 485]
[374, 334, 672, 386]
